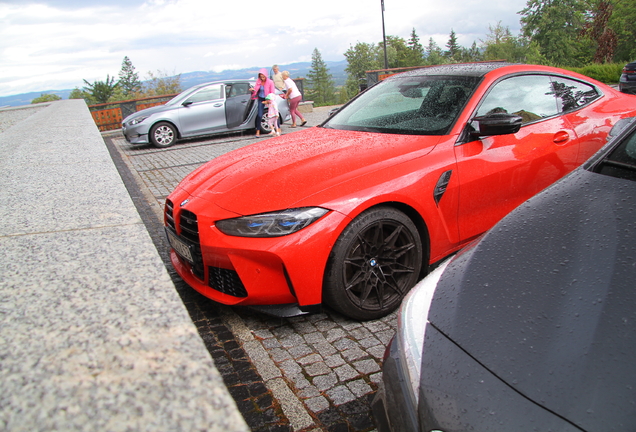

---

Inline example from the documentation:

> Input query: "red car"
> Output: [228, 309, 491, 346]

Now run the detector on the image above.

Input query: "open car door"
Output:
[225, 82, 253, 129]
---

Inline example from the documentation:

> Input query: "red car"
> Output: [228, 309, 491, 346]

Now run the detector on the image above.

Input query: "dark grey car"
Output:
[122, 80, 291, 148]
[372, 118, 636, 431]
[619, 61, 636, 94]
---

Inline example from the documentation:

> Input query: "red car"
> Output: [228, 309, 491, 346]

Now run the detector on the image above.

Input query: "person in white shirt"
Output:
[282, 71, 307, 127]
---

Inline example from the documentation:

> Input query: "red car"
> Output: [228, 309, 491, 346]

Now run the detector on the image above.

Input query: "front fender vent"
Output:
[433, 170, 453, 205]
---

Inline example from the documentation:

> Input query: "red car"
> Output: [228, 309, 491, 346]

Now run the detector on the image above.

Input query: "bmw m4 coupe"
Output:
[164, 62, 636, 320]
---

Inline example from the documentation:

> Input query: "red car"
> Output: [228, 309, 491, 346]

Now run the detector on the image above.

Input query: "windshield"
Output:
[596, 127, 636, 181]
[324, 75, 479, 135]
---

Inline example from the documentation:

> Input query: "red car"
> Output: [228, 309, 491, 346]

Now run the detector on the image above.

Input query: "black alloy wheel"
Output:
[150, 122, 177, 148]
[324, 207, 424, 320]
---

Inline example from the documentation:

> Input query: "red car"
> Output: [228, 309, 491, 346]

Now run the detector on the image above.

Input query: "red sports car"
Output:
[165, 62, 636, 320]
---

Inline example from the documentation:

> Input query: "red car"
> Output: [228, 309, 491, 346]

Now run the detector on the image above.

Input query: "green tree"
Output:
[482, 22, 538, 63]
[425, 38, 445, 65]
[143, 70, 181, 96]
[609, 0, 636, 61]
[83, 74, 118, 104]
[406, 28, 425, 66]
[520, 0, 594, 66]
[118, 56, 142, 97]
[383, 35, 412, 68]
[306, 48, 336, 106]
[31, 93, 62, 104]
[457, 41, 484, 62]
[445, 29, 461, 61]
[344, 42, 381, 95]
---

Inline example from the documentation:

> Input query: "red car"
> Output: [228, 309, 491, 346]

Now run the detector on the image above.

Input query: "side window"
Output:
[188, 85, 222, 104]
[549, 76, 600, 112]
[475, 75, 558, 124]
[228, 83, 250, 98]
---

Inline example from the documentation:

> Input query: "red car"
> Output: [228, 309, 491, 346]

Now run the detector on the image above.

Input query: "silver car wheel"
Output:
[150, 122, 176, 148]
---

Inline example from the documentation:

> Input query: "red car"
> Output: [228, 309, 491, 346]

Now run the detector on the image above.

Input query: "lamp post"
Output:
[381, 0, 388, 70]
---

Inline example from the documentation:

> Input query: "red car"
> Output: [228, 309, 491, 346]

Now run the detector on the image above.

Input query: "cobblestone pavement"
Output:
[103, 106, 397, 431]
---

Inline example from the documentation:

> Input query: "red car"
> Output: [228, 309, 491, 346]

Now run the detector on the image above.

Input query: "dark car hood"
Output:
[176, 127, 439, 215]
[430, 167, 636, 430]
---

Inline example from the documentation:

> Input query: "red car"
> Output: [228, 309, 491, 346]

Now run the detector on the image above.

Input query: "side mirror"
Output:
[182, 100, 193, 107]
[471, 113, 523, 137]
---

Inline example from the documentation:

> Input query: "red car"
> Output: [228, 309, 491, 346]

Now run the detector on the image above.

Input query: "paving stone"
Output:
[369, 372, 383, 385]
[346, 379, 373, 398]
[305, 396, 330, 413]
[303, 331, 328, 345]
[297, 353, 323, 366]
[313, 372, 338, 391]
[305, 361, 332, 377]
[324, 354, 346, 368]
[341, 347, 368, 362]
[334, 364, 359, 381]
[280, 333, 305, 348]
[367, 344, 388, 360]
[269, 347, 293, 362]
[312, 341, 338, 357]
[358, 336, 381, 349]
[353, 359, 381, 375]
[375, 330, 396, 345]
[298, 385, 320, 399]
[288, 343, 314, 359]
[325, 328, 346, 342]
[279, 359, 303, 377]
[332, 337, 357, 351]
[288, 373, 312, 390]
[348, 327, 373, 340]
[326, 385, 356, 405]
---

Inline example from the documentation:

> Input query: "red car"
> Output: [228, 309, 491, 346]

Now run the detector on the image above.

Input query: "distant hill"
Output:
[0, 60, 348, 108]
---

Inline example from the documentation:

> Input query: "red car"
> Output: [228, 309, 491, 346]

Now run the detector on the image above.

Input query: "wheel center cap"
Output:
[369, 258, 378, 267]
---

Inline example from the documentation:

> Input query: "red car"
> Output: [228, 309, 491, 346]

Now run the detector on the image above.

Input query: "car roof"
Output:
[392, 61, 517, 79]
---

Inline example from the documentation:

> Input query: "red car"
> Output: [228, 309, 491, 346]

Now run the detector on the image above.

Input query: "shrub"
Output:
[567, 63, 624, 84]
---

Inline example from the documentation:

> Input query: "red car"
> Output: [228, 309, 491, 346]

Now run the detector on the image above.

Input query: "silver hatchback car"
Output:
[122, 79, 291, 148]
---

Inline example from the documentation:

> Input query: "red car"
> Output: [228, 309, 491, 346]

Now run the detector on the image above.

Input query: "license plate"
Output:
[166, 229, 194, 263]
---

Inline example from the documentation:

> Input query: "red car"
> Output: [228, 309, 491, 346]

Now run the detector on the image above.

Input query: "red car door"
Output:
[454, 74, 583, 241]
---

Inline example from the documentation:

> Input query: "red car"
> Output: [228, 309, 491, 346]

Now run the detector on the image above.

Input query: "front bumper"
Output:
[372, 336, 418, 432]
[164, 192, 348, 310]
[122, 124, 150, 144]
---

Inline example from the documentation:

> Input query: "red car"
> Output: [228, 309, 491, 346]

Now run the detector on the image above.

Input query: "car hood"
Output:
[123, 104, 174, 122]
[176, 127, 440, 215]
[429, 167, 636, 430]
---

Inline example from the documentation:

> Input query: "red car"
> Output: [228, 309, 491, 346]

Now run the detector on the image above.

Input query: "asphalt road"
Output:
[103, 105, 396, 432]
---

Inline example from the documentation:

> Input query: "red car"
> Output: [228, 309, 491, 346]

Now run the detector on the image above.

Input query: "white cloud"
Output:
[0, 0, 528, 97]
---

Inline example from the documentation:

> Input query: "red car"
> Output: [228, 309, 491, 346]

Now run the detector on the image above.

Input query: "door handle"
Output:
[214, 103, 223, 107]
[553, 131, 570, 144]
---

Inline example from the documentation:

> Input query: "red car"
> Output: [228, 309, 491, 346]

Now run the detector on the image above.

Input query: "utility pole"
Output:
[381, 0, 388, 70]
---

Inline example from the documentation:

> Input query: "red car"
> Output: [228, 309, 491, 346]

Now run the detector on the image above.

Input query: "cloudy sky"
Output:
[0, 0, 528, 97]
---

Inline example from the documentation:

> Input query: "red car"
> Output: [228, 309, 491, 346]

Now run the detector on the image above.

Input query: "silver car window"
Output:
[187, 84, 223, 104]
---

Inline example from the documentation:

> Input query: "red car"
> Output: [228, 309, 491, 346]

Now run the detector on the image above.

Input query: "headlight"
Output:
[128, 116, 149, 126]
[398, 258, 452, 404]
[215, 207, 329, 237]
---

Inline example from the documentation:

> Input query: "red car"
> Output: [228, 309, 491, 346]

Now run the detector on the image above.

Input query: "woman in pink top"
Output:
[251, 68, 277, 137]
[282, 71, 307, 127]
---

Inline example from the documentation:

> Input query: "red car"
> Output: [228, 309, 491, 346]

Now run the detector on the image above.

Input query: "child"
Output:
[264, 93, 281, 136]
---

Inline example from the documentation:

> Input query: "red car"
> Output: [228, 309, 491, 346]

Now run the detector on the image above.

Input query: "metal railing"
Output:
[88, 94, 178, 131]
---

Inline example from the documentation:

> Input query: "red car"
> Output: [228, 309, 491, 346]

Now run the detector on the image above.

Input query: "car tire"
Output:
[323, 207, 424, 320]
[259, 112, 272, 135]
[150, 122, 177, 148]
